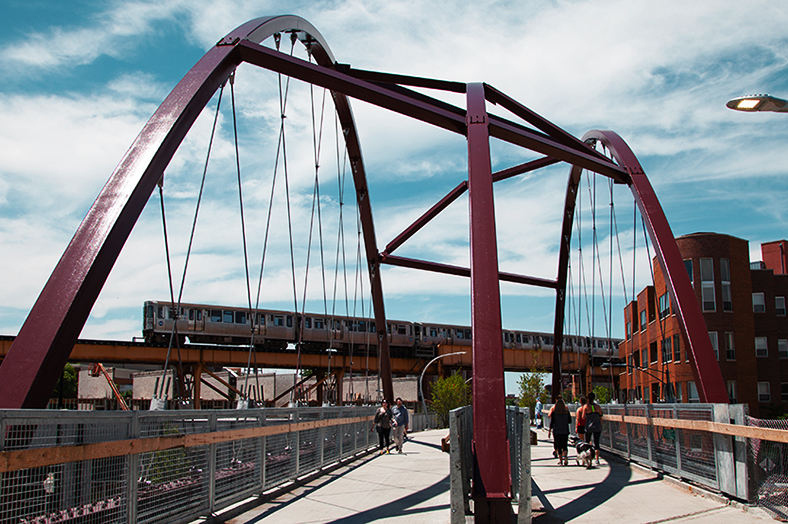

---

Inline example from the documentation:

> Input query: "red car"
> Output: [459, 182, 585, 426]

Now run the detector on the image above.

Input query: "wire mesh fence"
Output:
[748, 416, 788, 520]
[0, 406, 375, 524]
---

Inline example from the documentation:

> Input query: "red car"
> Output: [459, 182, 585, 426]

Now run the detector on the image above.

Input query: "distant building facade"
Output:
[619, 233, 788, 417]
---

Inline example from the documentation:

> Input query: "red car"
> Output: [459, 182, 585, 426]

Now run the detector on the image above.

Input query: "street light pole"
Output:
[418, 351, 466, 428]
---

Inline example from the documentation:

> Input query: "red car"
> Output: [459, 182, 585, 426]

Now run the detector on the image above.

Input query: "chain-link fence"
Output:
[542, 402, 750, 503]
[748, 416, 788, 520]
[0, 407, 375, 524]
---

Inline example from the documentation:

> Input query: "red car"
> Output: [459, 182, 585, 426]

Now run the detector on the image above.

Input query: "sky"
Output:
[2, 0, 788, 394]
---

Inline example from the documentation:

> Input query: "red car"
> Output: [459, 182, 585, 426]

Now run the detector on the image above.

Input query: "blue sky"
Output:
[2, 0, 788, 394]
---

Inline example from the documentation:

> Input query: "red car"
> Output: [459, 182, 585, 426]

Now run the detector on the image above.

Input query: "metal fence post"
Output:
[260, 410, 267, 491]
[713, 403, 736, 497]
[645, 404, 654, 468]
[518, 408, 532, 524]
[674, 405, 682, 474]
[449, 408, 467, 524]
[208, 412, 217, 515]
[729, 404, 750, 501]
[126, 411, 139, 524]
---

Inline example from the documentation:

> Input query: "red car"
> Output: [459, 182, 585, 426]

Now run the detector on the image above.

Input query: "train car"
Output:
[143, 300, 620, 358]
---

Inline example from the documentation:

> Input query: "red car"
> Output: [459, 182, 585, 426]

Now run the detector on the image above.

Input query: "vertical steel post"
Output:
[466, 83, 512, 522]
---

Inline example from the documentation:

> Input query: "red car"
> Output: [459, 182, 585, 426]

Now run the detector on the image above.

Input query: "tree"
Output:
[431, 372, 471, 427]
[593, 385, 612, 404]
[49, 363, 78, 399]
[517, 372, 549, 416]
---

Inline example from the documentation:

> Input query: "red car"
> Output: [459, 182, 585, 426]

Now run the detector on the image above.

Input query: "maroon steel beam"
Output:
[383, 180, 467, 256]
[384, 156, 558, 258]
[381, 254, 557, 289]
[0, 16, 397, 408]
[554, 130, 727, 403]
[466, 83, 512, 521]
[587, 130, 727, 403]
[236, 40, 628, 181]
[347, 67, 467, 93]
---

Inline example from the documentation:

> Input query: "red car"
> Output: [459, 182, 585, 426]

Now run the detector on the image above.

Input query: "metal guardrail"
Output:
[0, 407, 376, 524]
[542, 403, 750, 503]
[449, 406, 531, 524]
[409, 412, 440, 432]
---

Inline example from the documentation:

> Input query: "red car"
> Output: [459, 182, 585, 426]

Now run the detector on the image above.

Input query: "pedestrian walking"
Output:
[391, 397, 409, 453]
[547, 398, 572, 466]
[535, 398, 543, 429]
[575, 396, 587, 443]
[371, 399, 395, 454]
[581, 392, 603, 466]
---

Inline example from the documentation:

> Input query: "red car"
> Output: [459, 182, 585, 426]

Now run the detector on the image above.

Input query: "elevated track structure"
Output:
[0, 15, 727, 521]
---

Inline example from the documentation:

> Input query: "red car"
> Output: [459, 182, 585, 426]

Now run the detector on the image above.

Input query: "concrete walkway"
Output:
[210, 428, 777, 524]
[530, 428, 774, 523]
[221, 429, 451, 523]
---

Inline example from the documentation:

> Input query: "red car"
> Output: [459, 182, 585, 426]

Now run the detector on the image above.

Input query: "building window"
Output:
[700, 258, 715, 311]
[777, 296, 786, 316]
[640, 309, 647, 331]
[659, 292, 670, 320]
[662, 337, 672, 363]
[688, 381, 699, 403]
[759, 381, 771, 402]
[720, 258, 732, 311]
[626, 321, 632, 339]
[756, 337, 768, 357]
[673, 334, 681, 361]
[684, 259, 693, 285]
[753, 292, 766, 313]
[779, 339, 788, 359]
[709, 331, 719, 360]
[725, 332, 735, 360]
[644, 386, 650, 403]
[675, 382, 683, 402]
[650, 341, 658, 364]
[782, 383, 788, 402]
[727, 380, 737, 403]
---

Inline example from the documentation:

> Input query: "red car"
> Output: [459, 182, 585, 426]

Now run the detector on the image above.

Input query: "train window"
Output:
[188, 309, 194, 321]
[545, 336, 554, 345]
[456, 329, 463, 340]
[305, 317, 312, 329]
[157, 306, 165, 319]
[516, 333, 521, 343]
[196, 310, 202, 321]
[235, 311, 246, 324]
[387, 324, 392, 334]
[430, 328, 438, 337]
[398, 325, 407, 335]
[210, 309, 222, 322]
[335, 320, 341, 330]
[359, 321, 366, 332]
[465, 329, 472, 340]
[223, 310, 234, 323]
[314, 318, 324, 329]
[287, 315, 293, 327]
[273, 315, 284, 326]
[370, 323, 376, 333]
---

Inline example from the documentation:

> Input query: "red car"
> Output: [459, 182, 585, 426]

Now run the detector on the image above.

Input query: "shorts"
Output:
[576, 424, 585, 436]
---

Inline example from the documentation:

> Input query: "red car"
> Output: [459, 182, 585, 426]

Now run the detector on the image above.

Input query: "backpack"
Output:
[585, 404, 602, 433]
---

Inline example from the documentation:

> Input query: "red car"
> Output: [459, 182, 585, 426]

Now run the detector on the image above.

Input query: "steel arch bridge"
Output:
[0, 14, 727, 520]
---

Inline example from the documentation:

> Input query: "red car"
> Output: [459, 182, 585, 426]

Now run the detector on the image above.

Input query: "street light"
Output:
[601, 363, 673, 403]
[726, 94, 788, 113]
[418, 351, 467, 428]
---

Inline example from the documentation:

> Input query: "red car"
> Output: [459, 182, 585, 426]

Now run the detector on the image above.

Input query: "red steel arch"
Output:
[0, 15, 396, 408]
[553, 130, 727, 403]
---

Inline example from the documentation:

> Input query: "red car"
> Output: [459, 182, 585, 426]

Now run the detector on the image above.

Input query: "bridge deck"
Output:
[216, 429, 774, 524]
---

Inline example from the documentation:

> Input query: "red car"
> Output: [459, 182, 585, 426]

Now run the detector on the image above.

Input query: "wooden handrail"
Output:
[0, 415, 373, 474]
[603, 414, 788, 444]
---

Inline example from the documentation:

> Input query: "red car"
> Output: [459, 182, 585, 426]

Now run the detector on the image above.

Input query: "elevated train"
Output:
[143, 300, 620, 359]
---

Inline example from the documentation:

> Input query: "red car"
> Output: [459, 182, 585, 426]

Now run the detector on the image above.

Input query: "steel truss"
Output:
[0, 14, 727, 520]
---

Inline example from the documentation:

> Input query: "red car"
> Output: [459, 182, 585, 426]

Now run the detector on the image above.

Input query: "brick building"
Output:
[619, 233, 788, 417]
